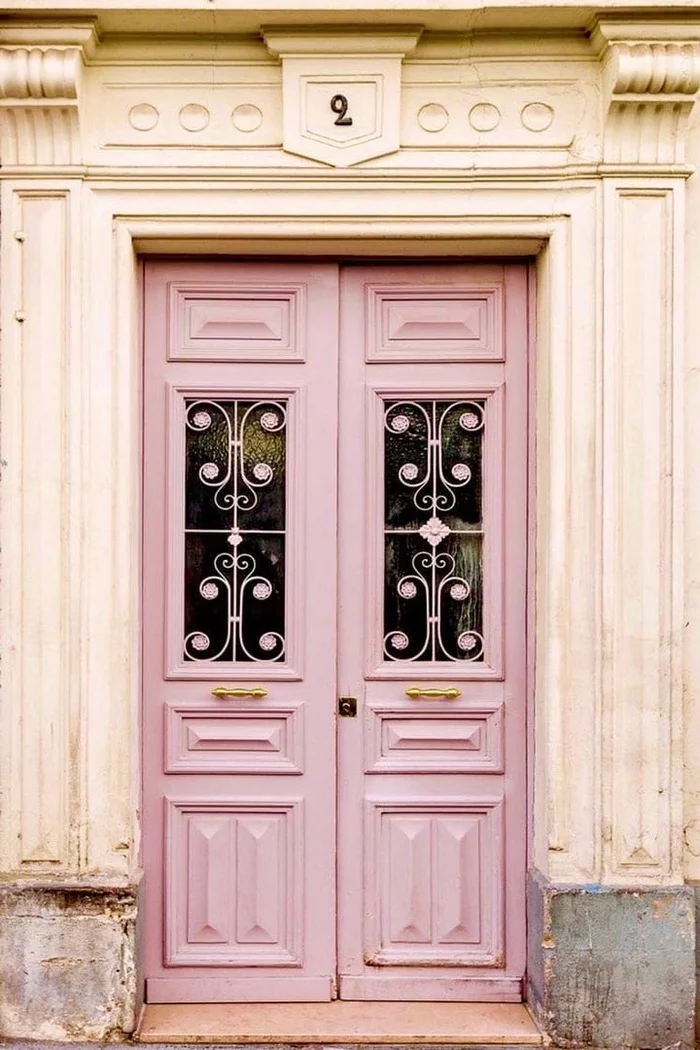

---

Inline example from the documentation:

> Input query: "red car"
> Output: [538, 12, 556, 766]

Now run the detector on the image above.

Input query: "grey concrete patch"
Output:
[0, 880, 141, 1042]
[526, 868, 696, 1049]
[694, 881, 700, 1045]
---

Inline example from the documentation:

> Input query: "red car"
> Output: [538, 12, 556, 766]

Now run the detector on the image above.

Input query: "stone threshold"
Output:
[137, 1002, 543, 1045]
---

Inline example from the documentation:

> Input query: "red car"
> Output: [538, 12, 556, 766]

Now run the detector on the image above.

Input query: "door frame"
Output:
[136, 238, 541, 1002]
[109, 192, 595, 1004]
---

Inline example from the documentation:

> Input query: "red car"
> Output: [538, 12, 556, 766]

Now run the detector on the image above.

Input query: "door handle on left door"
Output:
[211, 686, 268, 699]
[405, 686, 461, 700]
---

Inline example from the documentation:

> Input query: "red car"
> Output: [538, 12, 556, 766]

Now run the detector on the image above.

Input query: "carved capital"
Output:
[0, 47, 80, 100]
[0, 26, 96, 166]
[606, 41, 700, 97]
[592, 22, 700, 165]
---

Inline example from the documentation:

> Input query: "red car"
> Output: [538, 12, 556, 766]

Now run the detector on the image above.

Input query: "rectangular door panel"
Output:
[165, 703, 303, 774]
[166, 799, 302, 966]
[168, 280, 306, 362]
[366, 799, 503, 966]
[365, 281, 504, 362]
[365, 701, 504, 773]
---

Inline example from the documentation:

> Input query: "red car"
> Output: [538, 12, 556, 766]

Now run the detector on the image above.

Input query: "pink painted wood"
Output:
[336, 264, 528, 1001]
[142, 261, 340, 1002]
[142, 260, 529, 1004]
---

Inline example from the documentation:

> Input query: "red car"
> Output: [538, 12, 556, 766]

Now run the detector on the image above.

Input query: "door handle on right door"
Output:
[405, 686, 461, 700]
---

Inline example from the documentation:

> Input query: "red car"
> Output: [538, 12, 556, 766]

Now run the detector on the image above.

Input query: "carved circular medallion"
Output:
[417, 103, 449, 133]
[521, 102, 554, 132]
[128, 103, 159, 131]
[179, 103, 210, 132]
[232, 104, 263, 132]
[468, 102, 501, 132]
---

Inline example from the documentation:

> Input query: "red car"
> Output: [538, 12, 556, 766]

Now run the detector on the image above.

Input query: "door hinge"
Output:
[337, 696, 357, 718]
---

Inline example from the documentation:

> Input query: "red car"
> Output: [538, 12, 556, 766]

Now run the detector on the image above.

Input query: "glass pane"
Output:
[183, 398, 287, 663]
[383, 399, 485, 663]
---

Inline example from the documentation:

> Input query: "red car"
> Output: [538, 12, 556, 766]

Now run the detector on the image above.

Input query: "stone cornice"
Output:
[262, 25, 423, 57]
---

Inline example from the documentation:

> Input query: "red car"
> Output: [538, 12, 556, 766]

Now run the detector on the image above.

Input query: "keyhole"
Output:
[330, 94, 353, 127]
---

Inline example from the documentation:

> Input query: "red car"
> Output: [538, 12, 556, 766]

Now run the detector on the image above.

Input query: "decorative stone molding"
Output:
[0, 26, 96, 165]
[0, 47, 80, 99]
[593, 22, 700, 164]
[263, 26, 422, 166]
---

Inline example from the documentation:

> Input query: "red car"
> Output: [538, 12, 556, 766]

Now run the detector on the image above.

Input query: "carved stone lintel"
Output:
[0, 27, 96, 166]
[592, 23, 700, 165]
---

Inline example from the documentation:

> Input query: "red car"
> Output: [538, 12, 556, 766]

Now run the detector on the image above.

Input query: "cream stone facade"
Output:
[0, 1, 700, 1043]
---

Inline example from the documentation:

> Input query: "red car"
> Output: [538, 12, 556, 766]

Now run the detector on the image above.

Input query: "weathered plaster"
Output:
[528, 870, 696, 1049]
[0, 882, 140, 1041]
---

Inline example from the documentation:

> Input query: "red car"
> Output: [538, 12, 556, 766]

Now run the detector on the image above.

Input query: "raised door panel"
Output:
[366, 284, 503, 362]
[366, 800, 503, 967]
[166, 799, 302, 966]
[165, 703, 303, 773]
[169, 282, 305, 361]
[366, 702, 503, 773]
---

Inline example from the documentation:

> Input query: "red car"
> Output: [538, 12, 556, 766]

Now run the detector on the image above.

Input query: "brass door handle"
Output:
[211, 686, 268, 699]
[405, 687, 461, 700]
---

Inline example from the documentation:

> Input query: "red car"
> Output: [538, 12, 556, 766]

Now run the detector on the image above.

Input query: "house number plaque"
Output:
[263, 29, 422, 168]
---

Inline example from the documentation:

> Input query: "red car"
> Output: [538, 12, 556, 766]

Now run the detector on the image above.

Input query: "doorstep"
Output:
[136, 1001, 543, 1045]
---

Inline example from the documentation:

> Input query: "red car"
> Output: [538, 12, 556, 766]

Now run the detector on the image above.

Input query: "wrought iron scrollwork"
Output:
[184, 398, 287, 663]
[383, 399, 485, 663]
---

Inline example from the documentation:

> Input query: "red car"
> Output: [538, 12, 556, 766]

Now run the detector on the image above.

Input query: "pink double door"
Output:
[142, 260, 528, 1004]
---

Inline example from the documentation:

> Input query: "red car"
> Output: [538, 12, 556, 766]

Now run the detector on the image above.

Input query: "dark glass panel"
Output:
[185, 400, 233, 530]
[237, 535, 286, 662]
[184, 534, 285, 664]
[383, 532, 483, 663]
[384, 400, 483, 531]
[183, 397, 287, 664]
[383, 398, 485, 664]
[184, 532, 235, 662]
[238, 402, 286, 531]
[185, 399, 286, 531]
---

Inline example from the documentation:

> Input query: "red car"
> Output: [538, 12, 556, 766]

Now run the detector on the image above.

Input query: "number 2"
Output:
[330, 93, 353, 127]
